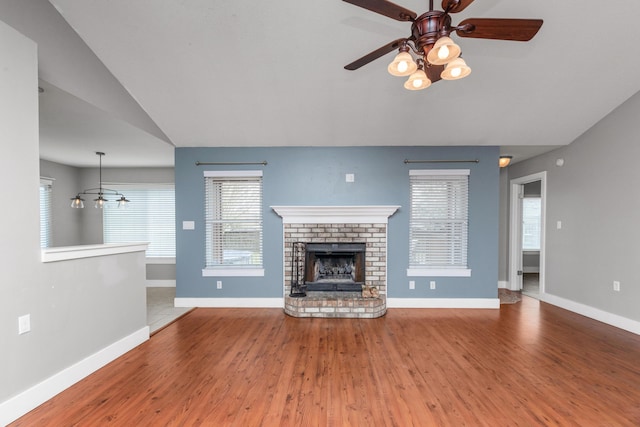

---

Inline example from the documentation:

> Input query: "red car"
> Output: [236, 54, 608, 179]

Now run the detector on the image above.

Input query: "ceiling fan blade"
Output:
[442, 0, 475, 14]
[455, 18, 543, 41]
[425, 64, 444, 84]
[342, 0, 416, 21]
[344, 38, 406, 70]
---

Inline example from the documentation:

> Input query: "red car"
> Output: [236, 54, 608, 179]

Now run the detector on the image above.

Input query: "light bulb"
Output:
[412, 79, 423, 88]
[397, 61, 408, 73]
[438, 45, 449, 60]
[451, 67, 461, 78]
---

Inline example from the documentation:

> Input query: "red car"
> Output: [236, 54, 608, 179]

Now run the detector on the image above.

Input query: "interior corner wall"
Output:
[40, 159, 83, 246]
[175, 146, 500, 301]
[507, 90, 640, 323]
[498, 168, 509, 283]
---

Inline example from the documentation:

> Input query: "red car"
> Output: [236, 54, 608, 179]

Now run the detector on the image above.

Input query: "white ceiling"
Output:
[41, 0, 640, 167]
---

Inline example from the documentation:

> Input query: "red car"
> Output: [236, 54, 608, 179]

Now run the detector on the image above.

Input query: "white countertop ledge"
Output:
[42, 243, 149, 263]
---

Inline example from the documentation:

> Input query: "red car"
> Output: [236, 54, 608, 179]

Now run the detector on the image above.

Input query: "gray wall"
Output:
[507, 90, 640, 322]
[0, 15, 42, 405]
[498, 168, 510, 282]
[40, 160, 83, 246]
[0, 22, 148, 415]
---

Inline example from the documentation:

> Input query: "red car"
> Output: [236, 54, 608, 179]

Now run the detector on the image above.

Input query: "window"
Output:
[203, 171, 264, 276]
[522, 197, 541, 250]
[408, 169, 470, 277]
[40, 178, 53, 248]
[103, 185, 175, 257]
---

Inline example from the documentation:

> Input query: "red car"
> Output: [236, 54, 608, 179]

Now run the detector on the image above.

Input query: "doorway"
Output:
[509, 172, 546, 297]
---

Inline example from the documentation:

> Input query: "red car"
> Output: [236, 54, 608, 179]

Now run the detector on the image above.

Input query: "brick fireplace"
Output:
[272, 206, 399, 318]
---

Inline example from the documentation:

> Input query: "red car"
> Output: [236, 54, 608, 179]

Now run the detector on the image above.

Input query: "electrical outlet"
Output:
[216, 280, 222, 289]
[345, 173, 355, 183]
[613, 281, 620, 292]
[18, 314, 30, 335]
[430, 281, 436, 290]
[409, 280, 415, 290]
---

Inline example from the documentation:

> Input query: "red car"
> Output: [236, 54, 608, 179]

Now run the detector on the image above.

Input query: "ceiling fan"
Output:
[343, 0, 543, 90]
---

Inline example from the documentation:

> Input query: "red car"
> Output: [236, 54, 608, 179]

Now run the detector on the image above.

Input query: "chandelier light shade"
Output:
[441, 57, 471, 80]
[70, 152, 130, 209]
[70, 196, 85, 209]
[387, 50, 417, 76]
[117, 195, 130, 208]
[499, 155, 513, 168]
[426, 36, 461, 65]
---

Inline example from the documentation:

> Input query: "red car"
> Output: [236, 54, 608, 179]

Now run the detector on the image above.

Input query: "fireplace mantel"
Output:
[271, 205, 400, 224]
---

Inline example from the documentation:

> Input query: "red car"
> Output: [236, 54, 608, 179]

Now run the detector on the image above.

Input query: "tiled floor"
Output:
[522, 272, 540, 298]
[146, 287, 193, 334]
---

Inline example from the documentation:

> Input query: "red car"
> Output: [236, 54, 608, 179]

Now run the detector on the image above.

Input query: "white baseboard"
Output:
[387, 298, 500, 309]
[0, 326, 149, 426]
[541, 292, 640, 336]
[498, 280, 509, 289]
[146, 280, 176, 288]
[174, 298, 283, 308]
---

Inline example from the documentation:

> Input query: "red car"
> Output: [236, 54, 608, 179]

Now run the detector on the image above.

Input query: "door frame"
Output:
[509, 171, 547, 292]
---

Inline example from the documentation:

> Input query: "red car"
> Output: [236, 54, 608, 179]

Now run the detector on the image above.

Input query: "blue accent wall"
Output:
[175, 146, 499, 299]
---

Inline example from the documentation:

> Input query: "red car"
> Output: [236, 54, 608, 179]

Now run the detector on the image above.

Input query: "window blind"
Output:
[103, 185, 175, 257]
[204, 173, 263, 268]
[409, 170, 469, 269]
[39, 178, 53, 248]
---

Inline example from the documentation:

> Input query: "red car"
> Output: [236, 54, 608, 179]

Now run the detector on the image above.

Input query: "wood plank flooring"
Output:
[11, 296, 640, 426]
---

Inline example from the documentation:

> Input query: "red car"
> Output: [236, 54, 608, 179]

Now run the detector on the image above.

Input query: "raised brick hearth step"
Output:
[284, 292, 386, 318]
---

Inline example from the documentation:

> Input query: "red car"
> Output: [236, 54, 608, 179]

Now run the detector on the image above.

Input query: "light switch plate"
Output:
[18, 314, 30, 334]
[345, 173, 355, 183]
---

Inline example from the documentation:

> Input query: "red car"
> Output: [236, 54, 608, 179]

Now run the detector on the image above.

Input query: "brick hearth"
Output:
[272, 206, 399, 319]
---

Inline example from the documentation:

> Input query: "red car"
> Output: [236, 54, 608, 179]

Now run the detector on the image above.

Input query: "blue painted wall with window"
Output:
[175, 146, 499, 299]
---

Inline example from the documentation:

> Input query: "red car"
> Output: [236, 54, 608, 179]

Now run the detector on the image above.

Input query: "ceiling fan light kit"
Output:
[343, 0, 543, 92]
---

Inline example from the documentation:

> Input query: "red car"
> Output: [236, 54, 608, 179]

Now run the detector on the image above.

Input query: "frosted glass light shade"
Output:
[403, 69, 431, 90]
[441, 57, 471, 80]
[426, 37, 461, 65]
[388, 51, 417, 76]
[499, 156, 513, 168]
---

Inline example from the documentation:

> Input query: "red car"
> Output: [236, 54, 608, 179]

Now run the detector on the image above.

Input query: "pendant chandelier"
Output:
[70, 152, 130, 209]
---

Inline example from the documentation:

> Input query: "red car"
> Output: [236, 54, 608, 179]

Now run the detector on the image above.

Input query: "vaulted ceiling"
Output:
[14, 1, 640, 166]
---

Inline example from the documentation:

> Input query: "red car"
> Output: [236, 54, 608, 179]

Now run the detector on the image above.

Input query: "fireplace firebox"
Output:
[304, 242, 365, 292]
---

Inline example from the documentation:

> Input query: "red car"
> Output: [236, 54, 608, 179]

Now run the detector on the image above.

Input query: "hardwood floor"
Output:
[11, 296, 640, 426]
